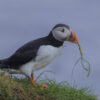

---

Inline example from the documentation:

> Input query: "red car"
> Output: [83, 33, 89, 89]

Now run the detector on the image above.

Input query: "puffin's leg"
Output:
[29, 73, 36, 86]
[29, 73, 47, 87]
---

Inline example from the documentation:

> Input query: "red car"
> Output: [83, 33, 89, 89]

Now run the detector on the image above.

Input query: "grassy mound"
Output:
[0, 73, 97, 100]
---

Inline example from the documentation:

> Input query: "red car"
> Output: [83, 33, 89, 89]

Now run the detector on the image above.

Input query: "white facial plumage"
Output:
[52, 26, 71, 42]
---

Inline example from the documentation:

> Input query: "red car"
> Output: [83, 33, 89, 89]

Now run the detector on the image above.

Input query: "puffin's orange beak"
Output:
[66, 30, 78, 44]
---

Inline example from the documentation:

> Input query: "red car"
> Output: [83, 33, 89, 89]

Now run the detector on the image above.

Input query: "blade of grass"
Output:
[71, 42, 91, 78]
[35, 70, 55, 82]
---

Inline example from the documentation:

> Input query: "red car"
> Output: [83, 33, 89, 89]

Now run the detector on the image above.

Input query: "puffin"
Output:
[0, 24, 78, 87]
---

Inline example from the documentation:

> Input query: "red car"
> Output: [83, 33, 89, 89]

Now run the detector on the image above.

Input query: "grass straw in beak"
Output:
[71, 42, 91, 78]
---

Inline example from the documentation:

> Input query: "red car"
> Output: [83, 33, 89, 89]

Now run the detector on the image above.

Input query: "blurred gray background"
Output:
[0, 0, 100, 98]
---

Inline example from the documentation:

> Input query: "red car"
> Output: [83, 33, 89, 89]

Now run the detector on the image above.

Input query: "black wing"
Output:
[1, 36, 48, 69]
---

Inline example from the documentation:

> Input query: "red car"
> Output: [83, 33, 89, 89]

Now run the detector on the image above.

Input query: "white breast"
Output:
[34, 45, 61, 70]
[36, 45, 60, 61]
[20, 45, 62, 76]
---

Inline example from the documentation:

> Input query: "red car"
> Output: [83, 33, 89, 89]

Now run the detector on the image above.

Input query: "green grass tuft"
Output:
[0, 73, 97, 100]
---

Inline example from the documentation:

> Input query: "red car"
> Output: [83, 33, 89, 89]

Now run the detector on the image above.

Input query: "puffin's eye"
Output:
[61, 28, 65, 32]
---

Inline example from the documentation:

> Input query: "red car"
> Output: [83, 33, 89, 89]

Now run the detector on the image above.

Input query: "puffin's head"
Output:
[52, 24, 78, 44]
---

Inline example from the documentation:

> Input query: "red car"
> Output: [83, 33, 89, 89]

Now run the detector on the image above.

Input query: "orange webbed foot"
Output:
[39, 84, 48, 88]
[29, 74, 48, 88]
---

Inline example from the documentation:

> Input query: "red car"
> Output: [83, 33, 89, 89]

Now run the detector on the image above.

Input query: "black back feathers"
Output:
[0, 34, 63, 69]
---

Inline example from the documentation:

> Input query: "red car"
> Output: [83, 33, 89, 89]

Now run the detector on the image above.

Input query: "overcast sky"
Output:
[0, 0, 100, 98]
